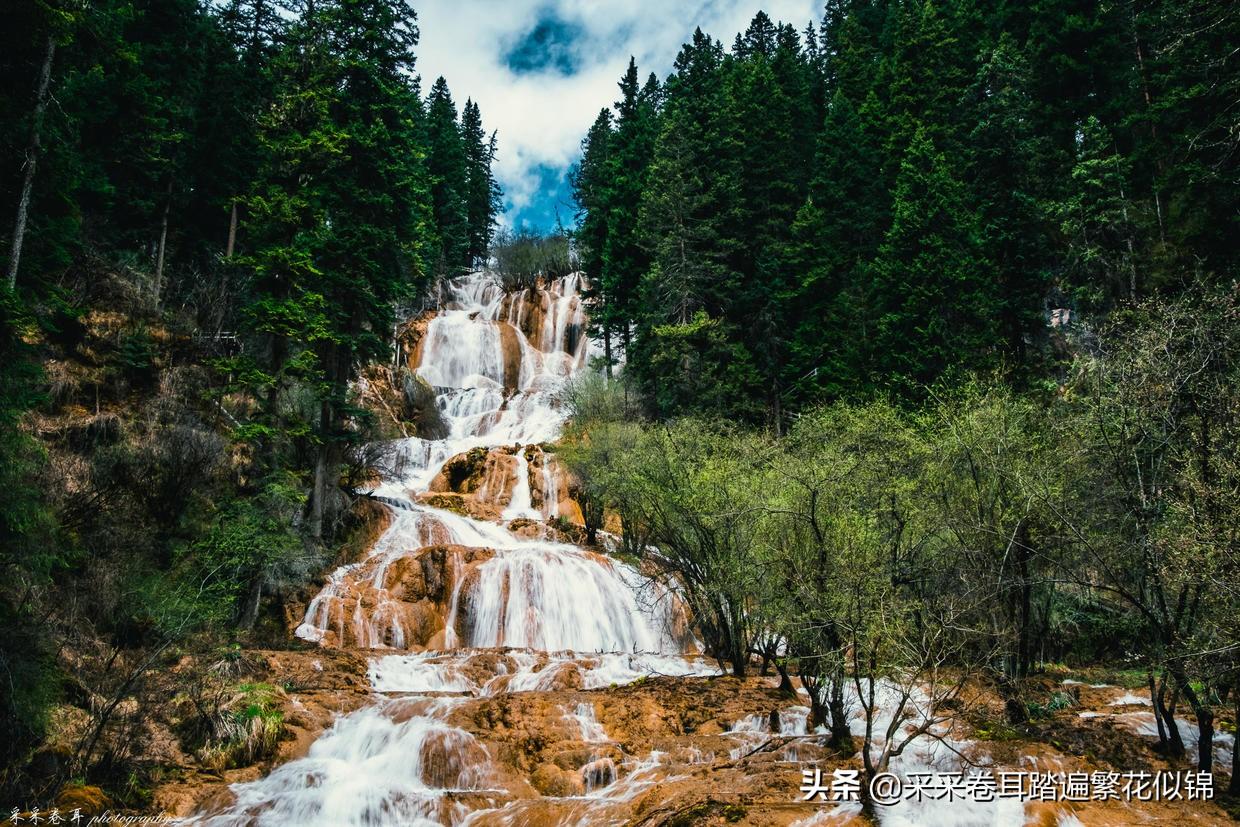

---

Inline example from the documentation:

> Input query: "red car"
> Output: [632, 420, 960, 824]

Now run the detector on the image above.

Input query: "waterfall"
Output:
[540, 453, 560, 520]
[499, 449, 539, 521]
[461, 545, 676, 651]
[188, 271, 711, 826]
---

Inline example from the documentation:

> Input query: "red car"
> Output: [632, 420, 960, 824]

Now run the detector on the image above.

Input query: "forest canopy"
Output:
[571, 2, 1240, 427]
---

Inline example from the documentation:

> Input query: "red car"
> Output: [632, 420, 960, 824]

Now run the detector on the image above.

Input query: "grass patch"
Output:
[1028, 691, 1076, 720]
[198, 682, 285, 772]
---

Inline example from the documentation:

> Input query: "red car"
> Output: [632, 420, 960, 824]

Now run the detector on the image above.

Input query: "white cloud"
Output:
[414, 0, 820, 227]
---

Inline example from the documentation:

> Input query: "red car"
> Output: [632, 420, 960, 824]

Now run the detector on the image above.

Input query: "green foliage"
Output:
[565, 280, 1240, 775]
[491, 228, 573, 292]
[116, 324, 158, 384]
[426, 76, 470, 274]
[171, 480, 306, 627]
[572, 1, 1239, 424]
[1027, 691, 1076, 720]
[461, 99, 502, 267]
[868, 127, 995, 394]
[196, 681, 286, 771]
[228, 0, 498, 535]
[0, 293, 64, 783]
[639, 311, 762, 421]
[563, 415, 770, 674]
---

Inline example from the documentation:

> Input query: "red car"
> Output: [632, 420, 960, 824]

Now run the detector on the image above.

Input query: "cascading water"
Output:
[498, 450, 539, 522]
[187, 272, 708, 827]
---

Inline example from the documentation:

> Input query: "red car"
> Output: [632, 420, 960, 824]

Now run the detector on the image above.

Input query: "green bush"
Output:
[491, 228, 574, 291]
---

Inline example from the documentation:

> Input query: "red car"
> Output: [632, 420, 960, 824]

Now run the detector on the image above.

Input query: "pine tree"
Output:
[785, 89, 887, 400]
[241, 0, 436, 534]
[636, 30, 733, 322]
[885, 0, 976, 165]
[186, 0, 284, 269]
[967, 34, 1054, 370]
[425, 76, 469, 274]
[461, 99, 500, 267]
[1057, 115, 1141, 307]
[601, 58, 657, 356]
[626, 29, 763, 421]
[734, 10, 778, 59]
[724, 41, 804, 428]
[869, 126, 996, 393]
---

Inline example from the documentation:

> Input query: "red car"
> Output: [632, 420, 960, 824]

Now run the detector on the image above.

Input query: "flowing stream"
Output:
[188, 271, 711, 826]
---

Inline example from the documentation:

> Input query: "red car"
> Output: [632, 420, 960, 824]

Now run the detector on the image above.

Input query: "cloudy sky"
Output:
[415, 1, 821, 231]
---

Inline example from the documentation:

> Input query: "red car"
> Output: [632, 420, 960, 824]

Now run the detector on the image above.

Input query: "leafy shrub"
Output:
[116, 325, 158, 385]
[491, 228, 574, 291]
[171, 479, 307, 628]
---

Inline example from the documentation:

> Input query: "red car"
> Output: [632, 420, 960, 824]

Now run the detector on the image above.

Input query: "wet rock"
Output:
[498, 323, 524, 393]
[579, 756, 617, 791]
[431, 447, 492, 494]
[398, 309, 435, 371]
[419, 546, 447, 599]
[531, 762, 584, 797]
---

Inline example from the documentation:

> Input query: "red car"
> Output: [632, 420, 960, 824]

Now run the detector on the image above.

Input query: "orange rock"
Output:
[400, 310, 436, 371]
[531, 762, 584, 797]
[53, 784, 111, 817]
[498, 322, 523, 393]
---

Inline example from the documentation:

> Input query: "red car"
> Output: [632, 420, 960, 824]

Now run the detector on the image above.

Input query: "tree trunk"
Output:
[770, 376, 782, 437]
[310, 341, 349, 541]
[153, 177, 173, 304]
[225, 199, 239, 257]
[826, 696, 848, 740]
[603, 326, 613, 380]
[266, 334, 286, 471]
[825, 671, 853, 751]
[1230, 684, 1240, 795]
[1016, 531, 1033, 679]
[310, 398, 330, 540]
[1154, 671, 1186, 757]
[773, 658, 794, 695]
[1172, 668, 1214, 772]
[1130, 6, 1166, 244]
[804, 674, 826, 727]
[1148, 666, 1168, 747]
[997, 671, 1028, 725]
[237, 574, 263, 629]
[730, 637, 747, 678]
[803, 663, 852, 751]
[6, 35, 56, 292]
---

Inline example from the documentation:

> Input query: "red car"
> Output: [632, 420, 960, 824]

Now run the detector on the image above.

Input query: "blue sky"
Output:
[415, 0, 821, 231]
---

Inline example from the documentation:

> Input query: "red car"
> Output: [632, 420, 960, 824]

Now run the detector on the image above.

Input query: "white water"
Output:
[540, 455, 560, 519]
[194, 699, 494, 827]
[499, 450, 539, 521]
[189, 272, 709, 826]
[568, 702, 608, 742]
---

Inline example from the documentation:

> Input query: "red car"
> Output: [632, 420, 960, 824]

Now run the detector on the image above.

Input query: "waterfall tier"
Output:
[189, 271, 711, 827]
